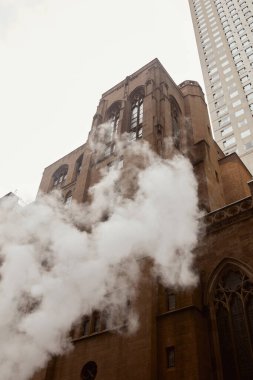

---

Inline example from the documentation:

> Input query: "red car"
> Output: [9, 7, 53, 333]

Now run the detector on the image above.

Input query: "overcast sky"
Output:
[0, 0, 204, 202]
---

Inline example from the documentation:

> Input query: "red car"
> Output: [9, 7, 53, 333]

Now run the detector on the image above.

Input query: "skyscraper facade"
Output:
[188, 0, 253, 173]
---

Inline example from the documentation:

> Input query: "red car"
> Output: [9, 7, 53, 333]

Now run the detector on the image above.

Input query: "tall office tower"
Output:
[188, 0, 253, 173]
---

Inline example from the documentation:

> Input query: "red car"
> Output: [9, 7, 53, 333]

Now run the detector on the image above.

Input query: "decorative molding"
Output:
[205, 197, 253, 232]
[179, 80, 200, 88]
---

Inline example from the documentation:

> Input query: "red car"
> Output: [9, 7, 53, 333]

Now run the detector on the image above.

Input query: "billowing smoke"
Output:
[0, 125, 200, 380]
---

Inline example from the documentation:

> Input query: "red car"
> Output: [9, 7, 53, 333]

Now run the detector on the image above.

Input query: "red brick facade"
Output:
[34, 59, 253, 380]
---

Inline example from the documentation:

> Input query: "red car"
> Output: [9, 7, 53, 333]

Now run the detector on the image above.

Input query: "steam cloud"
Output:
[0, 125, 200, 380]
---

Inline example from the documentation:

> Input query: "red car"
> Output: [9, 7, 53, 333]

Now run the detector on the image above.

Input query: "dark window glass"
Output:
[166, 346, 175, 368]
[82, 317, 90, 336]
[167, 292, 176, 311]
[171, 103, 180, 149]
[230, 295, 253, 378]
[216, 304, 237, 379]
[247, 295, 253, 340]
[92, 312, 100, 333]
[80, 361, 97, 380]
[214, 269, 253, 380]
[75, 154, 83, 177]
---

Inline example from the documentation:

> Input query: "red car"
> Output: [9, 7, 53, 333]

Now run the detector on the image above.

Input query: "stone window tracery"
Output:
[52, 165, 68, 188]
[213, 268, 253, 379]
[129, 93, 143, 141]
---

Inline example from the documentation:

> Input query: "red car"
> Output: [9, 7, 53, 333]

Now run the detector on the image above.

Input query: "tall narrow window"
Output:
[92, 311, 101, 333]
[65, 191, 72, 207]
[129, 93, 143, 140]
[82, 316, 90, 336]
[166, 346, 175, 368]
[105, 105, 120, 157]
[101, 310, 108, 331]
[75, 154, 83, 179]
[171, 102, 180, 149]
[213, 269, 253, 379]
[166, 289, 176, 311]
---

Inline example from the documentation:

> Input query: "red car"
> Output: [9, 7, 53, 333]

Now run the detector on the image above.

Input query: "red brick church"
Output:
[34, 59, 253, 380]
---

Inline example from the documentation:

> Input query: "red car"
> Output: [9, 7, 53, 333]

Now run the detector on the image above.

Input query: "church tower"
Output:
[35, 59, 253, 380]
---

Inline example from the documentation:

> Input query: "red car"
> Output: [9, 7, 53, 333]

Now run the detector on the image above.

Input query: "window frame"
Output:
[207, 263, 253, 380]
[52, 165, 68, 188]
[129, 92, 144, 141]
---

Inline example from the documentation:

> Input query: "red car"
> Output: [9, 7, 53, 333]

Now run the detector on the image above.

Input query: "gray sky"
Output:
[0, 0, 204, 202]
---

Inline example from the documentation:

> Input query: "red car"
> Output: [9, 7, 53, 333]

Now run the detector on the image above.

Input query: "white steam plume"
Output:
[0, 125, 200, 380]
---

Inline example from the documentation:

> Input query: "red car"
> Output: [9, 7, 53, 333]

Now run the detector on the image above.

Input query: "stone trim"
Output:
[205, 196, 253, 232]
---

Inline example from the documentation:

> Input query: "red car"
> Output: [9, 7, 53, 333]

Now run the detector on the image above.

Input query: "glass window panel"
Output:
[221, 126, 233, 136]
[235, 109, 244, 117]
[244, 83, 252, 92]
[130, 119, 137, 129]
[167, 293, 176, 310]
[241, 129, 251, 139]
[247, 93, 253, 101]
[166, 347, 175, 368]
[247, 296, 253, 341]
[82, 317, 90, 336]
[92, 312, 100, 333]
[129, 131, 136, 141]
[233, 99, 242, 108]
[214, 270, 253, 379]
[130, 95, 143, 140]
[230, 295, 253, 378]
[223, 136, 236, 148]
[238, 118, 248, 128]
[216, 305, 237, 380]
[244, 141, 253, 150]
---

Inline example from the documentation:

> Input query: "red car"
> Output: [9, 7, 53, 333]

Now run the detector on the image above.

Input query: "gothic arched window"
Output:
[52, 165, 68, 188]
[129, 93, 143, 141]
[213, 268, 253, 380]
